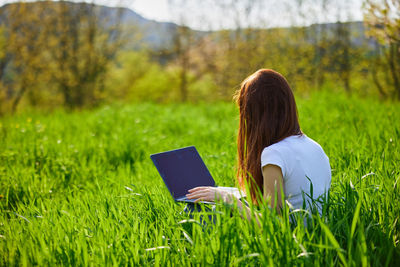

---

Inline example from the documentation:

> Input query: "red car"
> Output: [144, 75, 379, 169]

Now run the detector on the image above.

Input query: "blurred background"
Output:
[0, 0, 399, 114]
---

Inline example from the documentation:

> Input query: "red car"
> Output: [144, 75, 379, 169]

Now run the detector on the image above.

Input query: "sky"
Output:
[1, 0, 365, 30]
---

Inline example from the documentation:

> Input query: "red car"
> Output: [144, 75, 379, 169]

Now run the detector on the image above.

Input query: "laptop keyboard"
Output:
[176, 196, 215, 205]
[176, 196, 191, 202]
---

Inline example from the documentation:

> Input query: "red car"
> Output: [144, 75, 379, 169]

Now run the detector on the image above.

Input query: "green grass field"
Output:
[1, 91, 399, 266]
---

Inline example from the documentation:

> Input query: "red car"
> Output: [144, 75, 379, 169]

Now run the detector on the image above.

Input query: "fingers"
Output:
[186, 187, 232, 203]
[186, 187, 224, 203]
[186, 191, 207, 200]
[186, 188, 213, 202]
[188, 186, 211, 193]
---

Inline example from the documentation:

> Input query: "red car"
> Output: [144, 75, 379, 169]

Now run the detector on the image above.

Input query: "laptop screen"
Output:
[150, 146, 216, 199]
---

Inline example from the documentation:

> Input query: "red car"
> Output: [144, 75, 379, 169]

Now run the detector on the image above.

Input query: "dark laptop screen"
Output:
[150, 146, 216, 199]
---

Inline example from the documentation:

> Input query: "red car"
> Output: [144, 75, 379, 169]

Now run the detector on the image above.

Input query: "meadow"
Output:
[1, 91, 399, 266]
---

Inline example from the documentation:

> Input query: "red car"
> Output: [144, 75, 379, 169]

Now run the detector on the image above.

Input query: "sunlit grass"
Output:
[1, 91, 399, 265]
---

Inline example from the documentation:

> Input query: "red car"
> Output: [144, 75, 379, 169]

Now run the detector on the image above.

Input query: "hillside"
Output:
[0, 1, 371, 50]
[0, 1, 183, 49]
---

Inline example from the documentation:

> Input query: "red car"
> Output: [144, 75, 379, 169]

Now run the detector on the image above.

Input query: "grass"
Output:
[0, 91, 399, 266]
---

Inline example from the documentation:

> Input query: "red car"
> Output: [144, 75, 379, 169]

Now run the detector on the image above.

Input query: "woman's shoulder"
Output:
[265, 134, 304, 150]
[277, 134, 323, 148]
[261, 135, 299, 162]
[261, 136, 300, 177]
[262, 134, 325, 158]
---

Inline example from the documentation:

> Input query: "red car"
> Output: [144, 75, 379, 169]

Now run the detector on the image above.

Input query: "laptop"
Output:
[151, 146, 247, 205]
[150, 146, 216, 204]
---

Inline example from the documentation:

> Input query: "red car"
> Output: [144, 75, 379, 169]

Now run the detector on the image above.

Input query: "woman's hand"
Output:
[186, 186, 235, 204]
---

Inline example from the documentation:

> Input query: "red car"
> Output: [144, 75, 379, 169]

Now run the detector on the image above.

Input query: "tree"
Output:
[364, 0, 400, 99]
[45, 1, 125, 108]
[0, 3, 48, 113]
[172, 25, 192, 102]
[166, 0, 203, 102]
[0, 0, 125, 113]
[332, 21, 353, 92]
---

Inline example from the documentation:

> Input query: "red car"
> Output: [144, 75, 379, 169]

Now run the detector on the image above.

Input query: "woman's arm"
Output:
[262, 164, 284, 211]
[234, 164, 283, 225]
[186, 164, 284, 225]
[186, 186, 259, 223]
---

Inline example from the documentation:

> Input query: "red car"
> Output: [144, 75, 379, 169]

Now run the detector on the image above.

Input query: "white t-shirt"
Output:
[261, 134, 331, 213]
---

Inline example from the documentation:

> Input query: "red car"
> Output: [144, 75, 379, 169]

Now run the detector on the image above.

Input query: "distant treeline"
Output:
[0, 0, 399, 114]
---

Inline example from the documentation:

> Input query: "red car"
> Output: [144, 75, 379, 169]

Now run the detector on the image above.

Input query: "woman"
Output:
[186, 69, 331, 221]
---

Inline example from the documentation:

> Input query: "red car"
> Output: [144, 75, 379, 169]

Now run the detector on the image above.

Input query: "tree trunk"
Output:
[11, 82, 27, 114]
[179, 67, 188, 102]
[387, 44, 400, 100]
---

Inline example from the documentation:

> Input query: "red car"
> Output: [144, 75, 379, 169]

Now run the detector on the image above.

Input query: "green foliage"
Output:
[1, 1, 400, 115]
[106, 51, 219, 103]
[1, 92, 399, 265]
[106, 50, 179, 102]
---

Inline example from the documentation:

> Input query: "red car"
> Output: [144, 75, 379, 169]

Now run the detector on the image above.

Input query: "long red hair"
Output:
[235, 69, 302, 203]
